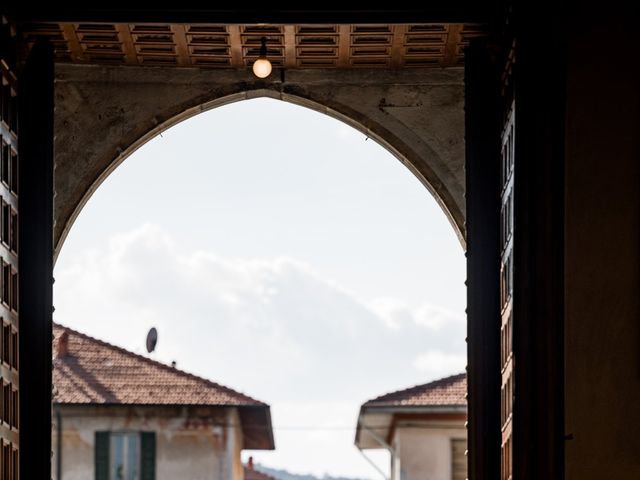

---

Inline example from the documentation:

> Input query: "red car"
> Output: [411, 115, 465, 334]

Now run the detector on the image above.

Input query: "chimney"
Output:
[56, 331, 69, 359]
[248, 456, 254, 470]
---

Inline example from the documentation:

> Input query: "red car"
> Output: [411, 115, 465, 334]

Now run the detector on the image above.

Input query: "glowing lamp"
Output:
[252, 37, 272, 78]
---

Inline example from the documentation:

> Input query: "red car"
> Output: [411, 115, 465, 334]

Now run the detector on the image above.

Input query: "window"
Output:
[95, 431, 155, 480]
[2, 323, 9, 366]
[1, 260, 10, 307]
[10, 269, 16, 313]
[111, 432, 140, 480]
[1, 199, 9, 246]
[0, 143, 9, 186]
[10, 209, 17, 253]
[2, 381, 11, 427]
[1, 439, 18, 480]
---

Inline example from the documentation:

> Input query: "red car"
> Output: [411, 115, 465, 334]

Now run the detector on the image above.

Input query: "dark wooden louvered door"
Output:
[510, 5, 565, 479]
[499, 42, 516, 480]
[466, 6, 565, 480]
[0, 19, 20, 480]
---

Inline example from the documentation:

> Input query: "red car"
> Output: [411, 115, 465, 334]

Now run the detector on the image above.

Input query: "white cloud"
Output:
[54, 224, 465, 478]
[369, 297, 464, 331]
[412, 351, 467, 378]
[413, 304, 464, 330]
[369, 297, 412, 329]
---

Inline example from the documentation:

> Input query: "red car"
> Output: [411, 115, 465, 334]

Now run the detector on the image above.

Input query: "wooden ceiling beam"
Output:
[115, 24, 137, 65]
[391, 25, 407, 68]
[61, 24, 84, 62]
[442, 24, 463, 67]
[170, 25, 191, 67]
[6, 6, 493, 25]
[284, 25, 296, 69]
[227, 25, 243, 68]
[23, 22, 485, 69]
[337, 25, 350, 68]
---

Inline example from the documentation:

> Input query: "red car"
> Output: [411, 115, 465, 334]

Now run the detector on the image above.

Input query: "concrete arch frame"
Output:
[54, 63, 466, 259]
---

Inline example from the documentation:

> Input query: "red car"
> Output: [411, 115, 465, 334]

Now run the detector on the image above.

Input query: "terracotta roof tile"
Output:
[363, 373, 466, 408]
[53, 323, 265, 407]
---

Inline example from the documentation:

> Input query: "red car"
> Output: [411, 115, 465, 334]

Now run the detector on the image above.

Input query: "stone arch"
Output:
[54, 64, 465, 259]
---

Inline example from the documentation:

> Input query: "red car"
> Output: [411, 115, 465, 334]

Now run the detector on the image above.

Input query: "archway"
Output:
[53, 64, 466, 259]
[53, 97, 467, 479]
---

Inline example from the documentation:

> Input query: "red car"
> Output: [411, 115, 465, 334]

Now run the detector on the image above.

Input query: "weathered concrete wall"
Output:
[52, 405, 244, 480]
[53, 64, 465, 258]
[564, 15, 640, 479]
[393, 421, 466, 480]
[229, 409, 244, 480]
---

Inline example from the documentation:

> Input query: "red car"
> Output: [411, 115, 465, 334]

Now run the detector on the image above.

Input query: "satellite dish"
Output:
[146, 327, 158, 353]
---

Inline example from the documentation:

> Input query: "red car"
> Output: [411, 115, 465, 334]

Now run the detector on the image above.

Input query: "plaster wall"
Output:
[393, 422, 466, 480]
[51, 405, 244, 480]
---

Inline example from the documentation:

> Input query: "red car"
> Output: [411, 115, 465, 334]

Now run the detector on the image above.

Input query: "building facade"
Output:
[52, 324, 274, 480]
[356, 374, 467, 480]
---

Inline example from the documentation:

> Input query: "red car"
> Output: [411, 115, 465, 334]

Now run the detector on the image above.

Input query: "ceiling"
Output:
[22, 23, 486, 69]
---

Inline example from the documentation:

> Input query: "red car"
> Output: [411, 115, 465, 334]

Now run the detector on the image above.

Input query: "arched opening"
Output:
[53, 97, 466, 479]
[53, 67, 466, 260]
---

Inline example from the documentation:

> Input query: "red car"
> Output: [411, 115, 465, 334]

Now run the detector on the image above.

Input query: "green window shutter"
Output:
[95, 432, 110, 480]
[140, 432, 156, 480]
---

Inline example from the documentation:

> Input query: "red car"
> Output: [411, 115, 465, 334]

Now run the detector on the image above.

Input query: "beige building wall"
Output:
[228, 408, 245, 480]
[392, 421, 466, 480]
[52, 405, 244, 480]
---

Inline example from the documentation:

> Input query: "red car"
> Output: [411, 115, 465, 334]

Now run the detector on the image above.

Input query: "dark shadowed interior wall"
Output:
[564, 14, 640, 479]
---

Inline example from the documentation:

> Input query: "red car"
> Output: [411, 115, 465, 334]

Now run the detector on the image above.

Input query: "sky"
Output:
[53, 98, 466, 479]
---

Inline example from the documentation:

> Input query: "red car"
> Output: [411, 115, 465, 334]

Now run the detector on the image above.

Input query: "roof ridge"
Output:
[53, 322, 266, 406]
[363, 372, 466, 406]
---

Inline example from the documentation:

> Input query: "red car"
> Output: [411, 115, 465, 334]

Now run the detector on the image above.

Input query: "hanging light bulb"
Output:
[252, 36, 272, 79]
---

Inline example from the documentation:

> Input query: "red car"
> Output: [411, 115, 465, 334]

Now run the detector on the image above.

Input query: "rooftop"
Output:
[355, 373, 466, 449]
[53, 323, 274, 449]
[53, 323, 264, 406]
[362, 372, 466, 408]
